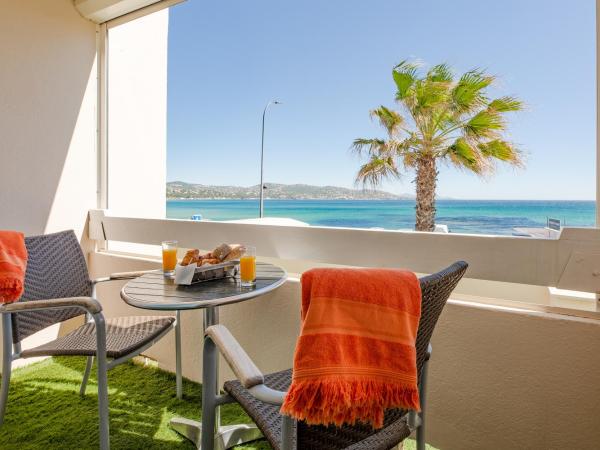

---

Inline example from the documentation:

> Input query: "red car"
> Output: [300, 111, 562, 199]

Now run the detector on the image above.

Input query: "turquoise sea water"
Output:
[166, 199, 595, 235]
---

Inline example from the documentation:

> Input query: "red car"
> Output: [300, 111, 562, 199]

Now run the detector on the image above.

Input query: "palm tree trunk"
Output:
[415, 156, 437, 232]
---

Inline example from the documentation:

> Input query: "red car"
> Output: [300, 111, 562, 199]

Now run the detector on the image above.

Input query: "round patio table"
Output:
[120, 261, 287, 449]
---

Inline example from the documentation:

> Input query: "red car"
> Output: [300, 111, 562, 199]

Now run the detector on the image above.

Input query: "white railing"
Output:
[88, 209, 600, 293]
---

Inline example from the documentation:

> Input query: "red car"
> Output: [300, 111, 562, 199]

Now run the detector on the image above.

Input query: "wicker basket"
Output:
[174, 261, 238, 285]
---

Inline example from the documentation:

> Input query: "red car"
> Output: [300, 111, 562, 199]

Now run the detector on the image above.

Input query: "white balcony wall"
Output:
[107, 10, 168, 219]
[0, 0, 99, 370]
[86, 211, 600, 450]
[0, 1, 169, 370]
[89, 248, 600, 450]
[0, 0, 97, 237]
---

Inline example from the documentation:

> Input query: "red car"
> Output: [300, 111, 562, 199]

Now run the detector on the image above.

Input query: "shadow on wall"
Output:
[0, 0, 97, 237]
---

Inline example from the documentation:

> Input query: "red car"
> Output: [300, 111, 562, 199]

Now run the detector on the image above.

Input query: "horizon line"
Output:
[166, 197, 595, 202]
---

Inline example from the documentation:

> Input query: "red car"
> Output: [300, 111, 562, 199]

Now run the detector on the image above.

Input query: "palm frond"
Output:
[355, 155, 400, 187]
[463, 109, 505, 138]
[445, 137, 485, 174]
[444, 137, 523, 176]
[392, 134, 418, 153]
[427, 63, 453, 83]
[393, 60, 420, 100]
[401, 151, 419, 168]
[350, 138, 386, 157]
[478, 139, 523, 166]
[369, 106, 405, 137]
[413, 78, 451, 111]
[488, 96, 524, 113]
[451, 69, 494, 112]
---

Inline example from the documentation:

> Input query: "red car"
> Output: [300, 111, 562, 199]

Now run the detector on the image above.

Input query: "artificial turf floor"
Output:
[0, 357, 435, 449]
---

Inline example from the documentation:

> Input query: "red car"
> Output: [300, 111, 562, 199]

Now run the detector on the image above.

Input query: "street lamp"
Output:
[259, 100, 282, 218]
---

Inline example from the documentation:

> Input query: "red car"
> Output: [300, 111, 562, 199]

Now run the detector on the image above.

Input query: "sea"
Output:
[166, 199, 595, 235]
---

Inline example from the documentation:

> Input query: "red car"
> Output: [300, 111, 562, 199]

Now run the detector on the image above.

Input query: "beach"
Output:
[166, 199, 595, 235]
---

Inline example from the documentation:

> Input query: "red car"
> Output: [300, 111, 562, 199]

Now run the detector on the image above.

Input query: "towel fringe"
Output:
[0, 278, 23, 303]
[280, 378, 420, 429]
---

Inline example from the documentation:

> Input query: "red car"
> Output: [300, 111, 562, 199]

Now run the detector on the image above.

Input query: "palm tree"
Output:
[353, 61, 524, 231]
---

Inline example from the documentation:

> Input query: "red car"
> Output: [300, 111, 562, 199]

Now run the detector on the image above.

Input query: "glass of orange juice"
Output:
[239, 246, 256, 287]
[162, 240, 178, 276]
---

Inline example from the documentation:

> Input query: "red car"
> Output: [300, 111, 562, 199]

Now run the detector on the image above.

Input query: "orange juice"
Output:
[162, 248, 178, 272]
[240, 255, 256, 283]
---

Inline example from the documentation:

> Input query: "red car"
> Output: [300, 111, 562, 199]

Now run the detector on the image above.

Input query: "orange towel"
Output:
[280, 268, 421, 429]
[0, 231, 28, 304]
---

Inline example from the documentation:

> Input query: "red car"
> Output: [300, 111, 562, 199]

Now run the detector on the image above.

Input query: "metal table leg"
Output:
[176, 310, 183, 400]
[170, 306, 263, 449]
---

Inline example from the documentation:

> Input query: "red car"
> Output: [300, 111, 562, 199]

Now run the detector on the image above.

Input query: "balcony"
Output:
[2, 1, 600, 449]
[54, 212, 600, 448]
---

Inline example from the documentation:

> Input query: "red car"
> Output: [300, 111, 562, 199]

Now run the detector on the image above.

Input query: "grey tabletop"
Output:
[120, 262, 287, 311]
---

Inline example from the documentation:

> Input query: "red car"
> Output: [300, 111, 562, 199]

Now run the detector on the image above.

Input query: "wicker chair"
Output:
[201, 261, 468, 450]
[0, 230, 176, 450]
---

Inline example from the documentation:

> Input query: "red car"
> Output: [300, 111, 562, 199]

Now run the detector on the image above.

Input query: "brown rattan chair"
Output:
[0, 230, 177, 450]
[201, 261, 468, 450]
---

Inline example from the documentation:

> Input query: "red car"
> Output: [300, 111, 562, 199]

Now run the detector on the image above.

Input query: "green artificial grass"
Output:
[0, 357, 436, 449]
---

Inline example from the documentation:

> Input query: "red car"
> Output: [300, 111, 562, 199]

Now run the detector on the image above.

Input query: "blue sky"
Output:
[166, 0, 595, 200]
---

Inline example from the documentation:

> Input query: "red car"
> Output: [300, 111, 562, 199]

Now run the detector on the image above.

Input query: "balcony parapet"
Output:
[89, 209, 600, 294]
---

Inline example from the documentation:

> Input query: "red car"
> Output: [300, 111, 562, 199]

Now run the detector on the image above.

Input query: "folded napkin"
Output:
[280, 267, 421, 429]
[0, 231, 28, 304]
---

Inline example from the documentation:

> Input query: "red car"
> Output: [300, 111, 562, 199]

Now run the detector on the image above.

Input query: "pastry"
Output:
[181, 245, 245, 266]
[212, 243, 233, 261]
[181, 249, 199, 266]
[201, 258, 220, 266]
[223, 244, 246, 261]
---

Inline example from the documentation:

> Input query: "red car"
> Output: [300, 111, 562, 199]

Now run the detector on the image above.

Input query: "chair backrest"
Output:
[295, 261, 469, 449]
[11, 230, 92, 344]
[415, 260, 468, 380]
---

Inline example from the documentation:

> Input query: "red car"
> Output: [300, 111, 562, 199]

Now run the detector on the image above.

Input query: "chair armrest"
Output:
[248, 384, 287, 405]
[92, 270, 158, 284]
[0, 297, 102, 315]
[205, 324, 265, 389]
[205, 325, 290, 405]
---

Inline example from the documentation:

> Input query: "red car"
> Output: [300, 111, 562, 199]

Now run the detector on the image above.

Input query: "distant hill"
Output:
[167, 181, 413, 200]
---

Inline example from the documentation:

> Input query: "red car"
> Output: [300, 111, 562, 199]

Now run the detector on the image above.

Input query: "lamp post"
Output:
[259, 100, 281, 218]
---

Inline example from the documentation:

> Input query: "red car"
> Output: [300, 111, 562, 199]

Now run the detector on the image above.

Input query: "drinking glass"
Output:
[162, 240, 178, 276]
[239, 246, 256, 287]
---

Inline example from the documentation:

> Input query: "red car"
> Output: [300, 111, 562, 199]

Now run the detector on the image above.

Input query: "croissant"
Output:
[181, 249, 199, 266]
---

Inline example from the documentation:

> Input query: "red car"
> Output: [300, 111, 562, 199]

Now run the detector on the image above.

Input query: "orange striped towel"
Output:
[0, 231, 28, 304]
[280, 268, 421, 429]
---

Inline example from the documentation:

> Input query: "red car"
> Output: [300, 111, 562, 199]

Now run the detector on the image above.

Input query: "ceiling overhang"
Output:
[74, 0, 180, 24]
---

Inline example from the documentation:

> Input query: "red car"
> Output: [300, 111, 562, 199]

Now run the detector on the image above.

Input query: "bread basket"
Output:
[174, 260, 238, 285]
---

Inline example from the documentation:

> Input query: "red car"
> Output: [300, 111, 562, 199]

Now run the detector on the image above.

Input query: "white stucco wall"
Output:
[0, 0, 97, 237]
[107, 10, 168, 219]
[428, 301, 600, 450]
[0, 0, 171, 369]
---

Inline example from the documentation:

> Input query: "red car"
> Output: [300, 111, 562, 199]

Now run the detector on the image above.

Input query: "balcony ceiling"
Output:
[74, 0, 172, 23]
